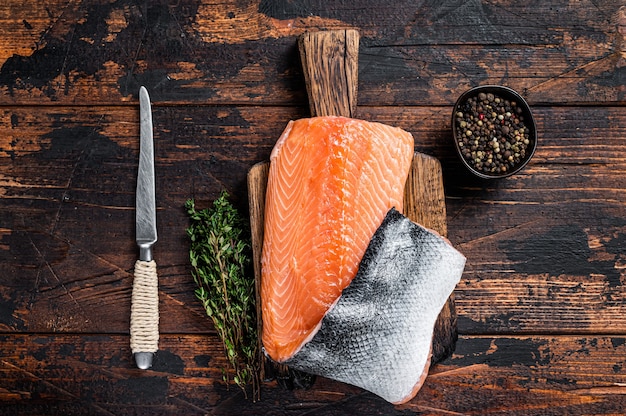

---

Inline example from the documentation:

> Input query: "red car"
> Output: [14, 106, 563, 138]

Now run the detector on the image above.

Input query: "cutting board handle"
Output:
[298, 30, 360, 118]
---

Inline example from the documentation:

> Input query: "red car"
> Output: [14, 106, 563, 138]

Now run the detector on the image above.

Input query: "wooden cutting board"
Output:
[247, 29, 457, 384]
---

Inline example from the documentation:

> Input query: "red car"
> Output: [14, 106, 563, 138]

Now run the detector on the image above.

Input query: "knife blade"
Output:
[130, 86, 159, 369]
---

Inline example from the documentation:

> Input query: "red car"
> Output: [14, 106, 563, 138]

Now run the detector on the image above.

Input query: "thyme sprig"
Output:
[185, 192, 259, 400]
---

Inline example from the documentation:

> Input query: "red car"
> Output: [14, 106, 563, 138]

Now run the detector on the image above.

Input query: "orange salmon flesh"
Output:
[261, 116, 414, 362]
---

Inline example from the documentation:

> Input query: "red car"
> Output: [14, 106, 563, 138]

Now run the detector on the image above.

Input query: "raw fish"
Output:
[261, 116, 414, 362]
[285, 208, 466, 404]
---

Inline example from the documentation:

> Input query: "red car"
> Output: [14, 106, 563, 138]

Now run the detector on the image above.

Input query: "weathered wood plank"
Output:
[1, 104, 625, 335]
[0, 1, 623, 105]
[1, 334, 626, 415]
[1, 1, 624, 414]
[406, 335, 626, 415]
[298, 29, 360, 118]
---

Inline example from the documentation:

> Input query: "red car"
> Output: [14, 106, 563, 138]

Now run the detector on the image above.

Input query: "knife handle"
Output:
[130, 259, 159, 368]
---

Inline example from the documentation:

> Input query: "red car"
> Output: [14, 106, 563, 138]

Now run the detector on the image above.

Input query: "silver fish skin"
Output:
[283, 208, 466, 404]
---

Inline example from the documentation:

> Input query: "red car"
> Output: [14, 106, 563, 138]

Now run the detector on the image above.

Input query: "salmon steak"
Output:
[261, 116, 414, 362]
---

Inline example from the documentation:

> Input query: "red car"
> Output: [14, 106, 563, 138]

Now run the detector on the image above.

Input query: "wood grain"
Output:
[1, 1, 626, 413]
[298, 29, 359, 118]
[403, 154, 456, 362]
[1, 105, 625, 335]
[1, 334, 626, 415]
[246, 161, 269, 380]
[0, 1, 623, 105]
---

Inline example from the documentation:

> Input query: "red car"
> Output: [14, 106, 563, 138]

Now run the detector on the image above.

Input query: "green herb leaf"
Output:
[186, 191, 259, 400]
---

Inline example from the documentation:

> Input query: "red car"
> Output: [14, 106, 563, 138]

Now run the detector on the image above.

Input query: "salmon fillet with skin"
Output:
[284, 208, 466, 404]
[261, 116, 414, 363]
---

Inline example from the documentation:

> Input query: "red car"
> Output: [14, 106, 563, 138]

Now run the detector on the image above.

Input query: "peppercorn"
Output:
[454, 91, 533, 176]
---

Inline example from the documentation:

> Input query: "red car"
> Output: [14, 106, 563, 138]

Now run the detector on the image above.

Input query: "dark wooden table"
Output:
[1, 1, 625, 414]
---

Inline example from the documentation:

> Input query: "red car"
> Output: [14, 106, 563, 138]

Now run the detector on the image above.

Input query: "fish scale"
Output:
[284, 208, 466, 404]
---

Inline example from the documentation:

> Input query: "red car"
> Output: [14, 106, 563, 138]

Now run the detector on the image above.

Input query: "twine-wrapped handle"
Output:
[130, 259, 159, 369]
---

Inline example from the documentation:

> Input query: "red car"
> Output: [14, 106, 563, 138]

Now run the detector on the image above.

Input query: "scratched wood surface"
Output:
[0, 1, 625, 415]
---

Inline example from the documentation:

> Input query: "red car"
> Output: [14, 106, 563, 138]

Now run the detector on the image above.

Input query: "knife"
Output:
[130, 86, 159, 369]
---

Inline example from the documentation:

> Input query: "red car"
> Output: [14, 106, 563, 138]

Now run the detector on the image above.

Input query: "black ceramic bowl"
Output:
[452, 85, 537, 179]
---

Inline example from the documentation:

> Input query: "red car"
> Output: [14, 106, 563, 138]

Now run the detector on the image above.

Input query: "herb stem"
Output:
[185, 191, 259, 401]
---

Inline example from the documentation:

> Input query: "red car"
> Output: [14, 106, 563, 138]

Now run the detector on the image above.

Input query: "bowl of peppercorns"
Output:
[452, 85, 537, 178]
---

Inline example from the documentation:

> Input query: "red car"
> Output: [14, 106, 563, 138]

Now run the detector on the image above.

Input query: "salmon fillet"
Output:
[261, 116, 414, 362]
[285, 208, 466, 404]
